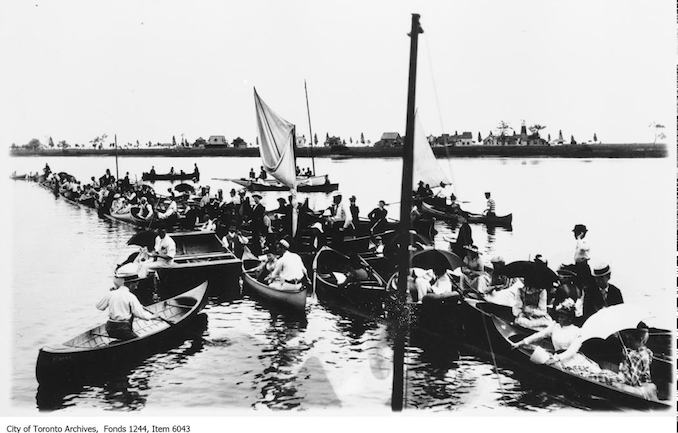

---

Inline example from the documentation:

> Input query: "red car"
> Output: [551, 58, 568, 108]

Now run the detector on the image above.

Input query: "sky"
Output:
[0, 0, 675, 147]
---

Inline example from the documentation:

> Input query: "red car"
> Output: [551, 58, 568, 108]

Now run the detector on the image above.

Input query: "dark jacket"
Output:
[582, 283, 623, 321]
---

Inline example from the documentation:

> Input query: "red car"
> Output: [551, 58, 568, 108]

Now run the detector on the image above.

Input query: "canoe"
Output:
[142, 172, 199, 182]
[312, 246, 388, 311]
[213, 177, 338, 193]
[10, 173, 28, 180]
[35, 281, 208, 385]
[420, 201, 512, 226]
[463, 298, 672, 409]
[241, 257, 307, 312]
[127, 231, 242, 296]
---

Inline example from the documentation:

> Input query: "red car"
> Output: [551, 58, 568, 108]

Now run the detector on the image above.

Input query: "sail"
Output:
[412, 111, 451, 189]
[254, 88, 297, 188]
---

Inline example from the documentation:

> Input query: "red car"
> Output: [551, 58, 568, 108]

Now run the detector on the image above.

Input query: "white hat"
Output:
[592, 261, 611, 277]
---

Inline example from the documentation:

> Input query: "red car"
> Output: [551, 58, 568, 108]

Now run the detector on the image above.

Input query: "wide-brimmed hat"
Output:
[349, 195, 356, 202]
[252, 193, 262, 199]
[592, 261, 611, 277]
[572, 224, 587, 233]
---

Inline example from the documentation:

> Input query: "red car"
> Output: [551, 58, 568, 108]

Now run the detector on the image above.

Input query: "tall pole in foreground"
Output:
[114, 134, 119, 180]
[391, 13, 423, 412]
[304, 80, 316, 176]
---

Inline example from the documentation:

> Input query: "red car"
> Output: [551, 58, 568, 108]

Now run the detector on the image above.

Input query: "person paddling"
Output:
[96, 276, 160, 340]
[266, 237, 306, 291]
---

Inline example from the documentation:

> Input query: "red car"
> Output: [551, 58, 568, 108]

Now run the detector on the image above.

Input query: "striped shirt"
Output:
[486, 198, 496, 214]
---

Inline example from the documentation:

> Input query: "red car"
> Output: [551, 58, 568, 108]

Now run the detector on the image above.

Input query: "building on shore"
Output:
[374, 132, 403, 148]
[206, 135, 228, 147]
[427, 131, 474, 146]
[483, 124, 549, 146]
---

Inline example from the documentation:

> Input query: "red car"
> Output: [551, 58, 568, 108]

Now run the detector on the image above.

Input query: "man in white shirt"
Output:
[158, 198, 178, 220]
[266, 238, 307, 291]
[96, 276, 160, 340]
[329, 193, 353, 230]
[572, 224, 590, 263]
[149, 228, 176, 268]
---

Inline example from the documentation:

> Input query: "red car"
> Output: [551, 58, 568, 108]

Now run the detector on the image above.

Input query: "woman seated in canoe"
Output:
[512, 273, 552, 330]
[475, 256, 523, 307]
[511, 299, 620, 382]
[254, 252, 278, 283]
[616, 326, 658, 400]
[460, 245, 491, 293]
[408, 263, 457, 303]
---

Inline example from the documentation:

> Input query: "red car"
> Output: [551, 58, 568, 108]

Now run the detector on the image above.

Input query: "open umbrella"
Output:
[126, 230, 157, 250]
[175, 183, 196, 194]
[501, 260, 558, 289]
[411, 249, 462, 271]
[580, 304, 654, 341]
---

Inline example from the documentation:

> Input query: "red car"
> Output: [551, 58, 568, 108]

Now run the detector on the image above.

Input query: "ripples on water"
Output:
[10, 156, 674, 412]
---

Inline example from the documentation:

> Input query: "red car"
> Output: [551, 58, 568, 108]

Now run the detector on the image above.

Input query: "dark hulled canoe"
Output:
[10, 173, 28, 180]
[216, 177, 338, 193]
[420, 201, 512, 227]
[463, 298, 672, 409]
[142, 172, 199, 182]
[313, 246, 388, 311]
[36, 282, 208, 385]
[241, 257, 307, 312]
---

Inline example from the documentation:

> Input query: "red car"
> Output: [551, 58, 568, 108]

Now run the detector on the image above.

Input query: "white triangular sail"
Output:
[254, 89, 297, 189]
[412, 111, 451, 189]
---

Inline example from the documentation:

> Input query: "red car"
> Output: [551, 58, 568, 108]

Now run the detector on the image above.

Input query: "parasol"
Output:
[175, 183, 196, 194]
[126, 230, 157, 250]
[580, 304, 654, 341]
[411, 249, 462, 272]
[501, 260, 559, 289]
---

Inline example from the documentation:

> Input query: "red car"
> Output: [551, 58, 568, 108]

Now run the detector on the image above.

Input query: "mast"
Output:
[391, 13, 423, 412]
[114, 133, 119, 180]
[304, 80, 316, 176]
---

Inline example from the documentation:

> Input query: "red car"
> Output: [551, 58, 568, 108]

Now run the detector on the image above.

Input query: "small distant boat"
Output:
[221, 176, 339, 193]
[10, 173, 28, 180]
[35, 282, 208, 385]
[312, 246, 388, 311]
[142, 171, 199, 182]
[241, 251, 307, 312]
[420, 201, 512, 227]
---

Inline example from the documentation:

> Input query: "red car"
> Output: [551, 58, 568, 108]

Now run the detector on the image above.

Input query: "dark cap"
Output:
[572, 224, 587, 233]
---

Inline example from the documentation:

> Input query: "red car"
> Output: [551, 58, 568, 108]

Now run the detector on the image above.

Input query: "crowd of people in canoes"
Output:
[410, 221, 658, 400]
[27, 165, 659, 399]
[413, 180, 497, 217]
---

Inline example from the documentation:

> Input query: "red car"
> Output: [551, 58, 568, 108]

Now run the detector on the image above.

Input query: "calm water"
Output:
[9, 156, 675, 412]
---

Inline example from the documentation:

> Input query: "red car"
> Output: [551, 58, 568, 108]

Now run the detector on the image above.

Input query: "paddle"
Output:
[144, 307, 175, 326]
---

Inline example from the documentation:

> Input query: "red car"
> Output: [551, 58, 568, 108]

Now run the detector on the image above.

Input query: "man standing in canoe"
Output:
[582, 261, 623, 320]
[368, 200, 388, 233]
[149, 228, 176, 268]
[250, 193, 266, 255]
[96, 276, 160, 340]
[266, 237, 306, 291]
[483, 192, 496, 217]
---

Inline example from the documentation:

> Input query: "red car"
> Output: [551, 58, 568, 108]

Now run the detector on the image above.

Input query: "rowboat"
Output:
[216, 177, 338, 193]
[127, 231, 242, 296]
[463, 298, 672, 409]
[35, 282, 209, 385]
[312, 246, 388, 311]
[420, 201, 512, 227]
[142, 172, 199, 182]
[241, 254, 307, 312]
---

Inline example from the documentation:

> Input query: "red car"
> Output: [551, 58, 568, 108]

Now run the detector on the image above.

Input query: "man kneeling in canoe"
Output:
[96, 276, 161, 340]
[265, 237, 307, 291]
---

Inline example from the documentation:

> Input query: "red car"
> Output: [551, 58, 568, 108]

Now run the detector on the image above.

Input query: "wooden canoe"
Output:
[312, 246, 388, 311]
[142, 172, 199, 182]
[420, 201, 512, 227]
[213, 177, 338, 193]
[36, 282, 209, 385]
[463, 298, 672, 409]
[241, 258, 307, 312]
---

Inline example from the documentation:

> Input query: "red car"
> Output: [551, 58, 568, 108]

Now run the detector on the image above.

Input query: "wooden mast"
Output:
[391, 13, 423, 412]
[304, 80, 316, 176]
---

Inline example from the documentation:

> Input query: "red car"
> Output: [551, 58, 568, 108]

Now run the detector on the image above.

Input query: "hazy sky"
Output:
[0, 0, 675, 146]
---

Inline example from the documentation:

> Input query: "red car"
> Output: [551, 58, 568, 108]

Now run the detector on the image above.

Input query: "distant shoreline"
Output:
[9, 143, 667, 159]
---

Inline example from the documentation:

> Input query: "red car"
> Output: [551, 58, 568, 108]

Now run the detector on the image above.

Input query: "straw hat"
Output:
[592, 261, 611, 277]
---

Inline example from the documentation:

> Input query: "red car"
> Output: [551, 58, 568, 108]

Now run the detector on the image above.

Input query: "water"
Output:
[9, 156, 675, 412]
